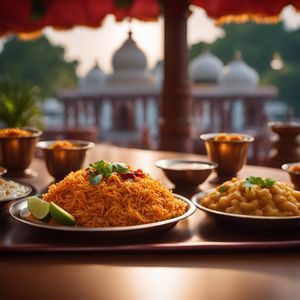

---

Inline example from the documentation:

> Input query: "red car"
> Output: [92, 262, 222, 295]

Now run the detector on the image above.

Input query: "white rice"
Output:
[0, 178, 30, 200]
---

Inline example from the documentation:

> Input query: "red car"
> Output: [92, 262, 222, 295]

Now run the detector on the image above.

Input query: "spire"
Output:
[234, 49, 242, 61]
[128, 18, 133, 39]
[93, 60, 99, 69]
[202, 43, 210, 54]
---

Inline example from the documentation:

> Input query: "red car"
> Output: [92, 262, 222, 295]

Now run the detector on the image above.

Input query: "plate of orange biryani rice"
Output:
[10, 160, 195, 235]
[192, 177, 300, 228]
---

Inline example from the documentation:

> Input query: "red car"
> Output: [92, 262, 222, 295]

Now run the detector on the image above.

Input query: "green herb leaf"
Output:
[88, 160, 130, 185]
[112, 162, 130, 174]
[264, 178, 276, 188]
[244, 176, 276, 189]
[219, 186, 228, 193]
[89, 174, 102, 185]
[103, 162, 113, 177]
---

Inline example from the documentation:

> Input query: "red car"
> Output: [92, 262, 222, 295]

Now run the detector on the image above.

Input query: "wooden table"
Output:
[1, 144, 300, 300]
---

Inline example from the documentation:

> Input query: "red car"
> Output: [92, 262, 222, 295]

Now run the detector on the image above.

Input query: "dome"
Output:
[218, 50, 259, 90]
[112, 31, 147, 72]
[80, 61, 106, 92]
[190, 48, 223, 83]
[108, 31, 154, 86]
[85, 61, 106, 85]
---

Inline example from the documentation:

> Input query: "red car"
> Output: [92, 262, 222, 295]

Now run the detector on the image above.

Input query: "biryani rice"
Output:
[42, 169, 187, 227]
[49, 140, 76, 150]
[0, 128, 31, 137]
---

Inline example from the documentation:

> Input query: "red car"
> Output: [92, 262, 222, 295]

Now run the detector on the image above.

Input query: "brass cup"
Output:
[268, 121, 300, 137]
[281, 162, 300, 190]
[0, 128, 42, 172]
[200, 133, 254, 182]
[36, 140, 95, 181]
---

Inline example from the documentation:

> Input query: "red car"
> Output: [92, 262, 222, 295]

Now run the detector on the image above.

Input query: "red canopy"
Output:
[0, 0, 299, 37]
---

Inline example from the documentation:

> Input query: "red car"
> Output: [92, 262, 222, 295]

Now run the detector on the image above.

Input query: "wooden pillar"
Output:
[159, 0, 193, 152]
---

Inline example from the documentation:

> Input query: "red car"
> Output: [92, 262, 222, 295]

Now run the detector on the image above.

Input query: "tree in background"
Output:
[189, 22, 300, 116]
[0, 36, 78, 98]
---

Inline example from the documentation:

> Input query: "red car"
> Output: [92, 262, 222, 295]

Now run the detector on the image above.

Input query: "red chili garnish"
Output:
[134, 169, 146, 178]
[121, 172, 135, 180]
[120, 169, 146, 180]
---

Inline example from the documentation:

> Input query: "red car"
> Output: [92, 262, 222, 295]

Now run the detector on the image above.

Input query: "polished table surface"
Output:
[1, 144, 300, 300]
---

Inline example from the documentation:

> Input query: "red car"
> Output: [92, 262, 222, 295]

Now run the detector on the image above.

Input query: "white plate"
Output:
[9, 194, 196, 238]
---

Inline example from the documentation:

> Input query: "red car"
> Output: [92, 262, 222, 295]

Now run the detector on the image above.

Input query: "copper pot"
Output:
[36, 140, 94, 181]
[0, 128, 42, 172]
[200, 133, 254, 180]
[282, 162, 300, 190]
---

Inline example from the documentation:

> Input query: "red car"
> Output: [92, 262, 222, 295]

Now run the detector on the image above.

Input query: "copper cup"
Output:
[281, 162, 300, 190]
[200, 133, 254, 183]
[0, 128, 42, 173]
[36, 140, 94, 181]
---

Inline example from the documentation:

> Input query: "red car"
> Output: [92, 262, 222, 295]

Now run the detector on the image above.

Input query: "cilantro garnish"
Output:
[88, 160, 130, 185]
[219, 185, 229, 193]
[244, 176, 276, 189]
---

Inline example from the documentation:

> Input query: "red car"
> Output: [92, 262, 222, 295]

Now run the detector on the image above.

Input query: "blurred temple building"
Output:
[48, 31, 283, 163]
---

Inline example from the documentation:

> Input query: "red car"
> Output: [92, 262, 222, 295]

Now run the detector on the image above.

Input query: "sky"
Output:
[2, 5, 300, 77]
[44, 5, 224, 76]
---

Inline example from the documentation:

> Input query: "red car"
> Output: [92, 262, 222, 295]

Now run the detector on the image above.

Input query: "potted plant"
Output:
[0, 76, 43, 129]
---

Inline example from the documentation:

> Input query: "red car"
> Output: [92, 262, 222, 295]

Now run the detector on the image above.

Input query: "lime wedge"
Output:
[49, 202, 75, 226]
[27, 196, 50, 220]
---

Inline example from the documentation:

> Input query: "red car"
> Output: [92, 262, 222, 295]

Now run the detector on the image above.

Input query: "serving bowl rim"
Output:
[268, 121, 300, 128]
[282, 162, 300, 174]
[36, 140, 95, 151]
[0, 127, 42, 139]
[200, 132, 255, 143]
[155, 159, 218, 170]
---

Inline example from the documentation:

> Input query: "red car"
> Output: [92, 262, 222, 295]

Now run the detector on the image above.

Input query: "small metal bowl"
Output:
[155, 159, 217, 187]
[0, 128, 42, 172]
[36, 140, 95, 181]
[282, 162, 300, 190]
[200, 132, 254, 180]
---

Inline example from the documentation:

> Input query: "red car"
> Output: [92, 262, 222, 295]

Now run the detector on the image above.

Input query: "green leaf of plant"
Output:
[0, 76, 43, 129]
